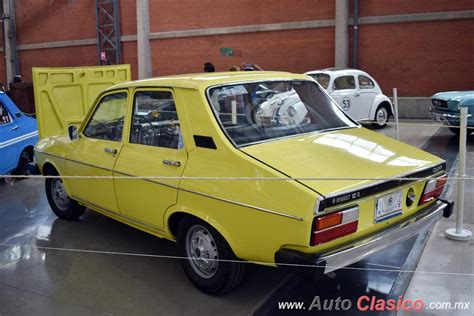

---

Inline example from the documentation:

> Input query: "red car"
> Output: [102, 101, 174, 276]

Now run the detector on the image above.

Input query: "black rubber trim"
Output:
[275, 249, 325, 279]
[438, 198, 454, 218]
[193, 135, 217, 149]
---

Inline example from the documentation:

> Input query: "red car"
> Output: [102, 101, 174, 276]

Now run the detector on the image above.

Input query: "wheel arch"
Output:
[166, 209, 239, 256]
[14, 145, 34, 167]
[41, 160, 60, 175]
[41, 159, 74, 194]
[370, 95, 394, 119]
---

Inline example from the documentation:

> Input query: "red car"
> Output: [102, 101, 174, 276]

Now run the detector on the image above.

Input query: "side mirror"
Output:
[68, 125, 79, 141]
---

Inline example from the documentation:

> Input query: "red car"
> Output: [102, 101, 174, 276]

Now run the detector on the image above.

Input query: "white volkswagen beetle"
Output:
[305, 68, 393, 128]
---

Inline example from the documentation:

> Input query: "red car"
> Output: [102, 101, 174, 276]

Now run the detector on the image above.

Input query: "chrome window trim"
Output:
[81, 90, 129, 143]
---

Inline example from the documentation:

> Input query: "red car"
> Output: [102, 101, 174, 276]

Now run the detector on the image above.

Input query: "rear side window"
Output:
[358, 75, 375, 89]
[333, 76, 355, 90]
[83, 92, 128, 141]
[130, 91, 182, 149]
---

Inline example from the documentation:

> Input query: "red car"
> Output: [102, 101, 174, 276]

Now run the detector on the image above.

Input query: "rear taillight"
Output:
[419, 175, 448, 205]
[311, 206, 359, 246]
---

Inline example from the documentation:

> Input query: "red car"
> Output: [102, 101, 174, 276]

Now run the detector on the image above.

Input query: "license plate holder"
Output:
[375, 190, 403, 222]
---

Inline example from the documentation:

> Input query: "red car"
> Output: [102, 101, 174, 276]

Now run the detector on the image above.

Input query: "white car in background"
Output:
[305, 68, 394, 128]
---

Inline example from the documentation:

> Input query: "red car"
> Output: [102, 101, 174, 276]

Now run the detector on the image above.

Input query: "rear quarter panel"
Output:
[164, 88, 318, 264]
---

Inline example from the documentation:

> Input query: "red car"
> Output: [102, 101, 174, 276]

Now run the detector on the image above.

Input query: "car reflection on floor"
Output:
[0, 127, 470, 315]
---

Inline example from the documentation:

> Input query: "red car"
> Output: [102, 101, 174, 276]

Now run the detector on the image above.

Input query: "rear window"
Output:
[308, 73, 330, 89]
[207, 80, 356, 146]
[358, 75, 375, 89]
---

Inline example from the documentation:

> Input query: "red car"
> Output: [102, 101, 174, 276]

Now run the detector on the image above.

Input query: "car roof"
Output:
[107, 71, 312, 91]
[305, 68, 368, 75]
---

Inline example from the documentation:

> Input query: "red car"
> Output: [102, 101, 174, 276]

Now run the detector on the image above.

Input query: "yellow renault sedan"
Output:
[33, 66, 453, 294]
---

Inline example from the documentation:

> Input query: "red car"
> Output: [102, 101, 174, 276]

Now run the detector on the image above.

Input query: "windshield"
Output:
[207, 80, 357, 146]
[307, 73, 330, 89]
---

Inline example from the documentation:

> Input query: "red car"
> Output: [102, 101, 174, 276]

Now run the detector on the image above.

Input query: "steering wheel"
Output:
[88, 121, 116, 140]
[136, 116, 159, 135]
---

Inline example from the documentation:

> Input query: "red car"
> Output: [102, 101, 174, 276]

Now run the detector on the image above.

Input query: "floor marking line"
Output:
[248, 274, 294, 316]
[366, 262, 402, 270]
[1, 243, 472, 277]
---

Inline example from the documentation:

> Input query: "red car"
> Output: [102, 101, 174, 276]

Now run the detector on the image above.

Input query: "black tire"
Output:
[371, 104, 390, 129]
[13, 148, 33, 176]
[45, 169, 86, 220]
[177, 216, 245, 294]
[449, 127, 473, 136]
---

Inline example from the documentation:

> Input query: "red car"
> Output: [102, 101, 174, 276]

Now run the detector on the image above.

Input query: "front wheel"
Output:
[177, 217, 245, 294]
[45, 171, 85, 220]
[371, 104, 390, 129]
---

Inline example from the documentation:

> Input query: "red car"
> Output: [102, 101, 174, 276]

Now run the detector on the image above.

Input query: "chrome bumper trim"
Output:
[320, 200, 447, 273]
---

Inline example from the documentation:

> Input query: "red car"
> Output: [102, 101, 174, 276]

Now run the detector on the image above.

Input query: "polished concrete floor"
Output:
[0, 120, 472, 315]
[400, 126, 474, 316]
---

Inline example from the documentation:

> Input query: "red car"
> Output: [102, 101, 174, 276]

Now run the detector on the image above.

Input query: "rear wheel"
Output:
[177, 217, 245, 294]
[371, 104, 390, 129]
[13, 148, 33, 176]
[45, 170, 85, 220]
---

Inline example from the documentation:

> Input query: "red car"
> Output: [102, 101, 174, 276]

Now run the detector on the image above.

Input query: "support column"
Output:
[335, 0, 349, 68]
[2, 0, 16, 87]
[136, 0, 152, 79]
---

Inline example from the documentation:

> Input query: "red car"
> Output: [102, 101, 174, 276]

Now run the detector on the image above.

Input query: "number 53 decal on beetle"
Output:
[342, 97, 351, 111]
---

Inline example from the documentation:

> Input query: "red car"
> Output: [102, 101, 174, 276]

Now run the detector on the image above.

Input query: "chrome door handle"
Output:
[104, 148, 118, 155]
[11, 125, 19, 131]
[163, 160, 181, 167]
[354, 93, 360, 97]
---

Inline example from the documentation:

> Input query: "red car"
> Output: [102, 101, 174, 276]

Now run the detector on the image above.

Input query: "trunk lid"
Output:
[32, 65, 131, 139]
[241, 127, 445, 201]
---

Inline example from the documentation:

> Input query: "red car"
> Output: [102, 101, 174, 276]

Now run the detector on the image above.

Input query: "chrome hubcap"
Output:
[51, 178, 70, 211]
[376, 108, 388, 125]
[185, 225, 219, 279]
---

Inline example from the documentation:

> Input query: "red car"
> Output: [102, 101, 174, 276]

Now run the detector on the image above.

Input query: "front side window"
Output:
[0, 103, 12, 125]
[208, 80, 356, 146]
[130, 91, 182, 149]
[308, 73, 330, 89]
[83, 92, 127, 141]
[358, 75, 375, 89]
[333, 75, 355, 90]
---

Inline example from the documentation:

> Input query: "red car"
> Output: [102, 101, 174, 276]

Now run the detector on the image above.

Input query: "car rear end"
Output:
[275, 163, 453, 276]
[202, 74, 454, 277]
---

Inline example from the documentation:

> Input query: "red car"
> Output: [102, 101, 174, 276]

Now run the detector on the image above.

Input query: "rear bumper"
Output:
[275, 199, 453, 277]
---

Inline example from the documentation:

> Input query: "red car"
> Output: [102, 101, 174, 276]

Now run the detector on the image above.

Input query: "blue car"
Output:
[429, 91, 474, 135]
[0, 92, 38, 175]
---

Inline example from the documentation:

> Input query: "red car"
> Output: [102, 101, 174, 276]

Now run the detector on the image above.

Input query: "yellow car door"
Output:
[32, 65, 131, 212]
[113, 89, 187, 229]
[66, 91, 129, 212]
